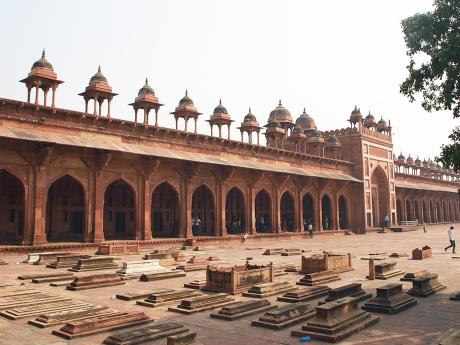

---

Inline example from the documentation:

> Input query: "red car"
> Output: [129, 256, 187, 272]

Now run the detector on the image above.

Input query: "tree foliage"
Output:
[400, 0, 460, 173]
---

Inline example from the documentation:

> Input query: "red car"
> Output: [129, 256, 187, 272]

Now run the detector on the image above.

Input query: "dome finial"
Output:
[42, 49, 46, 59]
[219, 98, 222, 105]
[303, 107, 306, 114]
[98, 65, 102, 74]
[185, 89, 188, 97]
[278, 99, 282, 107]
[249, 107, 251, 113]
[145, 77, 148, 85]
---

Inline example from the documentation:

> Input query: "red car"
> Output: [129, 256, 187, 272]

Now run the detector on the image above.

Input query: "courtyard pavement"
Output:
[0, 223, 458, 345]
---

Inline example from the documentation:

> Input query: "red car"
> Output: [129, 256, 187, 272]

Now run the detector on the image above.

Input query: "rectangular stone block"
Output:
[184, 280, 207, 290]
[400, 269, 431, 282]
[117, 259, 173, 279]
[52, 312, 152, 339]
[372, 262, 404, 280]
[297, 270, 340, 286]
[66, 273, 124, 291]
[167, 331, 197, 345]
[1, 300, 89, 320]
[46, 254, 92, 268]
[242, 281, 297, 298]
[69, 256, 118, 272]
[168, 293, 235, 314]
[103, 322, 188, 345]
[301, 253, 353, 274]
[211, 300, 275, 321]
[32, 275, 75, 284]
[407, 274, 446, 297]
[116, 288, 173, 301]
[32, 252, 72, 265]
[262, 248, 284, 255]
[139, 270, 186, 281]
[28, 305, 113, 327]
[18, 272, 73, 281]
[323, 283, 372, 303]
[137, 289, 201, 308]
[252, 302, 316, 330]
[277, 286, 330, 303]
[0, 292, 71, 310]
[362, 283, 417, 314]
[412, 246, 432, 260]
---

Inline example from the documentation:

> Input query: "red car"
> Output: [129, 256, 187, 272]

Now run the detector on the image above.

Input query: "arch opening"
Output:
[0, 170, 24, 244]
[152, 182, 179, 238]
[192, 185, 215, 236]
[302, 193, 314, 231]
[405, 200, 412, 221]
[280, 191, 295, 232]
[321, 194, 331, 230]
[338, 195, 348, 229]
[371, 167, 389, 227]
[225, 187, 245, 234]
[255, 189, 272, 233]
[396, 199, 403, 224]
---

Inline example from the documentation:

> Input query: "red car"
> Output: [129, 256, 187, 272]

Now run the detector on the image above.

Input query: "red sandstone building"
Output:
[0, 52, 459, 246]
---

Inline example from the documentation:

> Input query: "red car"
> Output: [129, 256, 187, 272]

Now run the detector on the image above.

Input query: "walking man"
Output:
[445, 225, 456, 254]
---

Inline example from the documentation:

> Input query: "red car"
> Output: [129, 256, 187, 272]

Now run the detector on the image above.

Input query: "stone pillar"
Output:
[142, 175, 152, 240]
[211, 126, 213, 137]
[43, 88, 49, 107]
[93, 172, 105, 243]
[317, 191, 323, 231]
[22, 167, 35, 245]
[84, 167, 96, 243]
[218, 183, 226, 237]
[93, 96, 97, 116]
[32, 167, 47, 245]
[248, 185, 255, 235]
[134, 108, 138, 124]
[34, 85, 40, 106]
[175, 117, 178, 130]
[194, 118, 197, 134]
[143, 107, 148, 125]
[27, 86, 32, 103]
[228, 124, 231, 140]
[257, 132, 260, 145]
[155, 108, 159, 127]
[184, 117, 188, 132]
[107, 98, 112, 118]
[273, 186, 280, 233]
[98, 100, 103, 117]
[218, 125, 222, 138]
[51, 85, 57, 109]
[296, 187, 302, 232]
[334, 193, 340, 230]
[182, 176, 192, 238]
[84, 99, 89, 115]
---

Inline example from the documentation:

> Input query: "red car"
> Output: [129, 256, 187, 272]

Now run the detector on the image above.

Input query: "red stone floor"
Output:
[0, 223, 458, 345]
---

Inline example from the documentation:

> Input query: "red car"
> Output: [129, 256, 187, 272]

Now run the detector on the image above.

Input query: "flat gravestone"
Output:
[252, 302, 315, 330]
[210, 300, 275, 321]
[362, 284, 417, 314]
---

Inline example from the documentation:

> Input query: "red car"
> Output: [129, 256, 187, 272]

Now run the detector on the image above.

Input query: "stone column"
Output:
[93, 172, 105, 243]
[107, 98, 112, 118]
[84, 166, 96, 243]
[228, 124, 231, 140]
[93, 96, 97, 116]
[218, 183, 226, 237]
[51, 85, 57, 109]
[27, 86, 32, 103]
[194, 118, 198, 134]
[296, 187, 302, 232]
[43, 88, 49, 107]
[134, 108, 138, 124]
[248, 185, 255, 235]
[182, 176, 192, 238]
[34, 84, 40, 106]
[155, 108, 159, 127]
[218, 125, 222, 138]
[273, 186, 280, 233]
[142, 175, 152, 240]
[32, 167, 47, 245]
[22, 167, 35, 245]
[316, 191, 322, 231]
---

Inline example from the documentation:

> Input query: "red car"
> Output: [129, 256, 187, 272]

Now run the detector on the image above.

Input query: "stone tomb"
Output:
[450, 292, 460, 301]
[103, 323, 189, 345]
[69, 256, 118, 272]
[322, 283, 372, 304]
[139, 269, 186, 282]
[362, 283, 417, 314]
[184, 280, 207, 290]
[143, 251, 177, 266]
[46, 254, 92, 268]
[400, 269, 431, 282]
[167, 331, 197, 345]
[429, 329, 460, 345]
[18, 272, 74, 282]
[297, 271, 340, 286]
[277, 286, 330, 303]
[137, 289, 201, 308]
[176, 256, 209, 272]
[66, 273, 125, 291]
[0, 292, 71, 310]
[262, 248, 285, 255]
[117, 259, 171, 279]
[0, 300, 90, 320]
[210, 300, 276, 321]
[242, 281, 297, 298]
[412, 246, 433, 260]
[168, 293, 235, 314]
[301, 253, 353, 274]
[28, 305, 114, 327]
[281, 248, 302, 256]
[252, 302, 316, 330]
[52, 311, 152, 339]
[291, 297, 380, 342]
[372, 261, 404, 280]
[116, 288, 173, 301]
[22, 252, 71, 265]
[407, 274, 446, 297]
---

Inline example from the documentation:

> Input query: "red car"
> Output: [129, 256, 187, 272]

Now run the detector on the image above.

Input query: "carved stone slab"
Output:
[117, 259, 172, 279]
[210, 300, 275, 321]
[69, 256, 118, 272]
[137, 289, 201, 308]
[18, 272, 73, 281]
[297, 271, 340, 286]
[322, 283, 372, 304]
[277, 286, 330, 303]
[252, 302, 315, 330]
[242, 282, 297, 298]
[184, 280, 207, 290]
[262, 248, 284, 255]
[372, 262, 404, 280]
[407, 274, 446, 297]
[46, 254, 92, 268]
[28, 305, 113, 327]
[116, 288, 173, 301]
[139, 270, 186, 281]
[167, 331, 197, 345]
[1, 300, 89, 320]
[362, 283, 417, 314]
[66, 273, 124, 291]
[168, 293, 235, 314]
[0, 292, 71, 310]
[28, 252, 72, 265]
[400, 269, 431, 282]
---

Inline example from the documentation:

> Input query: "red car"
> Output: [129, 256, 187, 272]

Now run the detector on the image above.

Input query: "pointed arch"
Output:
[225, 187, 246, 234]
[396, 199, 403, 224]
[103, 179, 136, 240]
[152, 182, 180, 238]
[338, 195, 348, 229]
[405, 199, 412, 221]
[192, 184, 215, 236]
[280, 191, 295, 232]
[255, 189, 272, 233]
[321, 194, 332, 230]
[302, 192, 314, 231]
[370, 166, 389, 227]
[0, 169, 25, 244]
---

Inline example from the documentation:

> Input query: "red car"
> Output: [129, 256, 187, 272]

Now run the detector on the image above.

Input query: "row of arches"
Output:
[396, 198, 460, 224]
[0, 170, 350, 243]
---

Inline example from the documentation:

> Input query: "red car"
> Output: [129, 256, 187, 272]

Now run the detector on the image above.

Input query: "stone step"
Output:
[52, 312, 152, 339]
[46, 255, 92, 268]
[252, 302, 316, 330]
[103, 322, 188, 345]
[137, 289, 201, 308]
[184, 280, 206, 290]
[210, 300, 275, 321]
[18, 272, 74, 280]
[32, 275, 75, 284]
[242, 282, 297, 298]
[168, 293, 235, 314]
[116, 288, 174, 301]
[0, 293, 71, 310]
[139, 270, 186, 281]
[66, 273, 125, 291]
[277, 286, 330, 303]
[50, 281, 73, 287]
[1, 300, 91, 320]
[69, 257, 119, 272]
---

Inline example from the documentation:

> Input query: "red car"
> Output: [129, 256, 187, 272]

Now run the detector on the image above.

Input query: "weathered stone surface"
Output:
[301, 253, 353, 274]
[184, 280, 206, 290]
[46, 254, 92, 268]
[103, 322, 188, 345]
[168, 293, 235, 314]
[252, 302, 315, 330]
[176, 256, 209, 272]
[0, 292, 71, 310]
[167, 331, 197, 345]
[66, 273, 124, 291]
[143, 251, 177, 266]
[400, 269, 431, 282]
[242, 281, 297, 298]
[291, 297, 380, 342]
[362, 283, 417, 314]
[412, 246, 433, 260]
[430, 329, 460, 345]
[281, 248, 302, 256]
[297, 270, 340, 286]
[18, 272, 73, 281]
[323, 283, 372, 303]
[28, 305, 112, 327]
[52, 312, 151, 339]
[210, 300, 275, 321]
[24, 252, 72, 265]
[262, 248, 284, 255]
[450, 292, 460, 301]
[372, 261, 404, 280]
[1, 300, 89, 319]
[137, 289, 201, 308]
[407, 274, 446, 297]
[69, 256, 118, 272]
[32, 275, 75, 284]
[277, 286, 330, 303]
[117, 259, 171, 279]
[116, 288, 173, 301]
[139, 269, 186, 281]
[389, 252, 408, 258]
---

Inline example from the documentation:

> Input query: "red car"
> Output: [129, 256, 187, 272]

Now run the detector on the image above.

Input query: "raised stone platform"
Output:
[372, 262, 405, 280]
[262, 248, 284, 255]
[137, 289, 201, 308]
[407, 274, 446, 297]
[143, 251, 177, 266]
[23, 252, 72, 265]
[297, 271, 340, 286]
[242, 281, 296, 298]
[52, 312, 152, 339]
[0, 300, 90, 320]
[28, 305, 113, 327]
[46, 254, 92, 268]
[139, 269, 186, 281]
[18, 272, 74, 281]
[167, 331, 197, 345]
[176, 256, 209, 272]
[117, 259, 172, 279]
[103, 322, 189, 345]
[168, 293, 235, 314]
[322, 283, 372, 303]
[430, 329, 460, 345]
[281, 248, 302, 256]
[69, 256, 119, 272]
[210, 300, 275, 321]
[184, 280, 207, 290]
[0, 292, 71, 310]
[66, 274, 125, 291]
[291, 297, 380, 342]
[400, 269, 431, 282]
[362, 283, 417, 314]
[116, 288, 173, 301]
[277, 286, 330, 303]
[252, 302, 315, 330]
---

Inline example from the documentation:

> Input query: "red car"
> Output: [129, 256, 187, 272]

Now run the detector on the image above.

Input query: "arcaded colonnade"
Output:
[0, 159, 357, 245]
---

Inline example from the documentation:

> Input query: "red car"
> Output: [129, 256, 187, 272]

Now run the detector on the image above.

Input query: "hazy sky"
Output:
[1, 0, 457, 160]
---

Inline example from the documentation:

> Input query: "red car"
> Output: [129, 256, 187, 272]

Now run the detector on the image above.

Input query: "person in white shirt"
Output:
[445, 225, 456, 254]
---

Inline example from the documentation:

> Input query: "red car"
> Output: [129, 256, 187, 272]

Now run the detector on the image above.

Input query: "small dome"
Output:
[415, 156, 422, 165]
[378, 117, 387, 126]
[406, 155, 414, 164]
[89, 66, 108, 85]
[364, 110, 376, 125]
[179, 90, 194, 106]
[327, 135, 338, 143]
[436, 163, 442, 170]
[422, 158, 428, 166]
[349, 105, 362, 123]
[31, 49, 53, 71]
[213, 99, 228, 114]
[268, 100, 293, 123]
[243, 108, 257, 122]
[295, 108, 316, 130]
[429, 159, 436, 168]
[398, 152, 405, 161]
[138, 78, 155, 96]
[292, 126, 303, 134]
[311, 130, 322, 137]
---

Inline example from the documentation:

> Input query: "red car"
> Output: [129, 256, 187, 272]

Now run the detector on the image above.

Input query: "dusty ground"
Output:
[0, 223, 458, 345]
